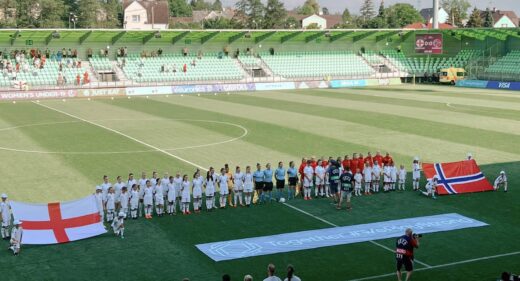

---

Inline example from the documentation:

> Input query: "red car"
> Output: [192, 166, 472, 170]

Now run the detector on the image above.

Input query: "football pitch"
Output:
[0, 84, 519, 280]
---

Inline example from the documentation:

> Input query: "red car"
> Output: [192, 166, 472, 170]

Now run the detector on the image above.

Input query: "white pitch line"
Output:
[446, 102, 452, 107]
[283, 202, 431, 268]
[33, 101, 209, 171]
[348, 251, 520, 281]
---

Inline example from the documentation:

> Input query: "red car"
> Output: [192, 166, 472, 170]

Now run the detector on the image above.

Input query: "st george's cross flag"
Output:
[10, 195, 106, 245]
[422, 159, 494, 195]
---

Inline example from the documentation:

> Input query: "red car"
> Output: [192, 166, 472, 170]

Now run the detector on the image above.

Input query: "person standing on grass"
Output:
[263, 264, 282, 281]
[205, 168, 217, 211]
[154, 179, 164, 217]
[143, 180, 154, 218]
[383, 163, 392, 192]
[303, 160, 314, 200]
[253, 163, 264, 204]
[192, 170, 204, 213]
[127, 173, 137, 192]
[338, 167, 354, 210]
[160, 173, 169, 212]
[354, 168, 363, 197]
[94, 186, 104, 222]
[233, 166, 245, 207]
[284, 264, 301, 281]
[181, 175, 192, 214]
[314, 160, 326, 198]
[113, 176, 125, 211]
[398, 165, 407, 191]
[275, 162, 286, 201]
[129, 184, 139, 219]
[218, 168, 229, 208]
[396, 228, 419, 281]
[287, 161, 298, 200]
[298, 158, 307, 198]
[138, 172, 148, 217]
[372, 160, 381, 193]
[328, 161, 341, 203]
[173, 173, 183, 212]
[106, 187, 116, 222]
[100, 175, 112, 206]
[1, 193, 11, 239]
[363, 162, 372, 195]
[390, 162, 398, 191]
[167, 176, 176, 215]
[494, 171, 508, 192]
[225, 164, 234, 207]
[119, 186, 130, 217]
[244, 166, 254, 207]
[412, 158, 421, 191]
[263, 163, 274, 203]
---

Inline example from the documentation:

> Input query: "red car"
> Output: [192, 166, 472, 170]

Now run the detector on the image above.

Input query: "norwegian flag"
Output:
[422, 159, 494, 195]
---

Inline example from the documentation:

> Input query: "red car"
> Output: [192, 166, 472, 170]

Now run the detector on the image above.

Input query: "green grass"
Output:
[0, 85, 519, 281]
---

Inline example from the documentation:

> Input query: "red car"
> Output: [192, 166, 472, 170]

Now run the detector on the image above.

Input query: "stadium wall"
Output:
[456, 79, 520, 91]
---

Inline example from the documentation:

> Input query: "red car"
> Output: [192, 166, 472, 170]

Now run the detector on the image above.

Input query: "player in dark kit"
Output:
[337, 167, 353, 210]
[327, 161, 341, 203]
[395, 228, 420, 281]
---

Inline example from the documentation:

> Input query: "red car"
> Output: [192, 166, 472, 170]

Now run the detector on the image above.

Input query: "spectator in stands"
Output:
[11, 71, 17, 81]
[76, 74, 81, 86]
[83, 71, 89, 84]
[72, 49, 77, 58]
[22, 62, 29, 73]
[57, 73, 64, 86]
[191, 60, 196, 67]
[45, 48, 50, 58]
[87, 48, 93, 58]
[183, 64, 187, 73]
[116, 48, 122, 58]
[77, 61, 81, 68]
[197, 50, 202, 59]
[183, 47, 188, 57]
[263, 264, 282, 281]
[244, 275, 253, 281]
[158, 48, 163, 56]
[123, 47, 128, 57]
[224, 46, 229, 56]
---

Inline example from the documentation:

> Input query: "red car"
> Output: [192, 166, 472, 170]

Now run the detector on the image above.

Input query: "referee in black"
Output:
[395, 228, 420, 281]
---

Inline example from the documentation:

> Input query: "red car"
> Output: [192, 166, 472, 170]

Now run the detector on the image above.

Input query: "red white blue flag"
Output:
[422, 159, 494, 195]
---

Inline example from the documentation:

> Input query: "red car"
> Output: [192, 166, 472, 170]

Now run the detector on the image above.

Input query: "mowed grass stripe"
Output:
[300, 88, 520, 121]
[96, 97, 400, 165]
[208, 93, 520, 156]
[156, 95, 518, 164]
[249, 90, 520, 135]
[351, 85, 520, 104]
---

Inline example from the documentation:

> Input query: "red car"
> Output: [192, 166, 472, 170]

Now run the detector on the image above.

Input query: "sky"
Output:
[221, 0, 520, 16]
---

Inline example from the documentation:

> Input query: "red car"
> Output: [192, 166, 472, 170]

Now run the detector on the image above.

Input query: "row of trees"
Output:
[0, 0, 501, 29]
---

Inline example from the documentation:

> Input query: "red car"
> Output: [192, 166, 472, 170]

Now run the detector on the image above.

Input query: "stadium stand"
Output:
[90, 56, 113, 72]
[485, 50, 520, 75]
[119, 54, 244, 83]
[260, 51, 375, 78]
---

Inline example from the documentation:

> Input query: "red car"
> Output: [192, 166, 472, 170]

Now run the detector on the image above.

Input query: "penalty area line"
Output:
[33, 101, 209, 172]
[282, 202, 431, 268]
[348, 250, 520, 281]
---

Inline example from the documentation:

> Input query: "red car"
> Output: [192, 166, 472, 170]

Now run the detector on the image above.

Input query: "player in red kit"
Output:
[350, 153, 359, 175]
[373, 151, 384, 168]
[364, 152, 374, 167]
[383, 152, 393, 166]
[342, 155, 351, 171]
[357, 153, 365, 173]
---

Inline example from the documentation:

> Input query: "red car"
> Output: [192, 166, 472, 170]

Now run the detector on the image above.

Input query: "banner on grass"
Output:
[10, 195, 106, 245]
[196, 213, 487, 261]
[422, 159, 494, 195]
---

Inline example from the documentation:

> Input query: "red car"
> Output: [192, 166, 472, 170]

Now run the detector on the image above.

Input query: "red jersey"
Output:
[350, 159, 358, 173]
[373, 155, 383, 167]
[298, 163, 306, 177]
[383, 156, 393, 166]
[364, 156, 373, 167]
[358, 157, 365, 171]
[311, 161, 318, 170]
[342, 159, 351, 170]
[322, 160, 328, 167]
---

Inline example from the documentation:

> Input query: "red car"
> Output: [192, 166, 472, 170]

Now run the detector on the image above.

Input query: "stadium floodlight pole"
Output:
[432, 0, 439, 29]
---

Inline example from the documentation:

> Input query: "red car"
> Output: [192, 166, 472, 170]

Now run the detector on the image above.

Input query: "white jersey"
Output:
[192, 176, 204, 198]
[113, 181, 126, 201]
[119, 192, 130, 209]
[303, 166, 314, 187]
[383, 166, 392, 182]
[263, 276, 282, 281]
[181, 181, 191, 203]
[11, 226, 22, 244]
[219, 174, 229, 195]
[94, 193, 104, 213]
[284, 276, 301, 281]
[154, 190, 164, 205]
[111, 217, 124, 232]
[390, 166, 397, 182]
[154, 184, 163, 199]
[244, 172, 254, 192]
[143, 187, 154, 205]
[426, 179, 437, 191]
[1, 201, 11, 223]
[205, 174, 217, 196]
[127, 178, 137, 189]
[412, 163, 421, 180]
[138, 178, 148, 190]
[167, 181, 176, 202]
[129, 190, 139, 208]
[173, 177, 183, 197]
[106, 193, 115, 210]
[160, 177, 169, 197]
[494, 175, 507, 186]
[234, 172, 245, 190]
[354, 173, 363, 188]
[372, 165, 381, 179]
[363, 167, 372, 182]
[100, 182, 112, 199]
[399, 168, 407, 183]
[315, 166, 326, 184]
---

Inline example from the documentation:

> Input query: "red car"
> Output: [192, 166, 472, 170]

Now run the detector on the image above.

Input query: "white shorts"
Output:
[181, 195, 191, 203]
[315, 177, 324, 185]
[2, 219, 10, 227]
[243, 184, 253, 193]
[413, 174, 420, 180]
[233, 185, 243, 192]
[399, 179, 406, 184]
[143, 196, 153, 206]
[155, 196, 164, 205]
[193, 187, 202, 198]
[355, 184, 362, 190]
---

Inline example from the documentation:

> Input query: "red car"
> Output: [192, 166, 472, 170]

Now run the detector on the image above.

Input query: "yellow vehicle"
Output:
[439, 67, 466, 85]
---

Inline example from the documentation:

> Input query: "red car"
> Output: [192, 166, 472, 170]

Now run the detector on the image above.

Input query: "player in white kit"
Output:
[138, 172, 148, 218]
[233, 166, 245, 207]
[105, 187, 116, 222]
[494, 171, 508, 192]
[354, 169, 363, 196]
[9, 220, 22, 255]
[390, 162, 397, 191]
[422, 176, 438, 199]
[192, 171, 204, 213]
[173, 173, 183, 213]
[119, 186, 130, 216]
[166, 176, 177, 215]
[315, 160, 326, 197]
[383, 163, 392, 192]
[412, 158, 421, 191]
[363, 162, 372, 195]
[243, 166, 254, 207]
[303, 161, 314, 200]
[143, 180, 154, 219]
[398, 165, 407, 191]
[154, 179, 164, 217]
[160, 173, 169, 213]
[205, 168, 217, 211]
[372, 161, 381, 193]
[100, 175, 112, 202]
[111, 212, 125, 239]
[1, 193, 11, 239]
[113, 176, 126, 210]
[181, 175, 191, 214]
[129, 184, 139, 219]
[218, 168, 229, 208]
[94, 186, 104, 222]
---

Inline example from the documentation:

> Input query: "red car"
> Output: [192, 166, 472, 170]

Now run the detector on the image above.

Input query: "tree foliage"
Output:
[483, 7, 494, 27]
[170, 0, 192, 17]
[385, 3, 422, 28]
[263, 0, 286, 29]
[441, 0, 470, 27]
[466, 7, 482, 27]
[298, 0, 320, 15]
[235, 0, 264, 28]
[359, 0, 375, 24]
